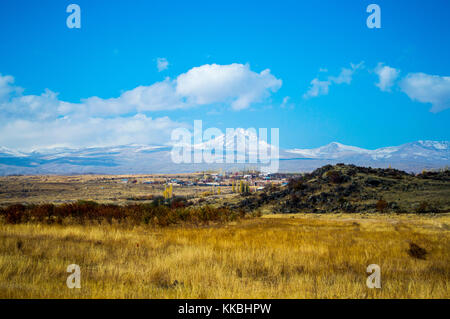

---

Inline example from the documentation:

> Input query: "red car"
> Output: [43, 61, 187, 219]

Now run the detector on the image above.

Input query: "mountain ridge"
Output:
[0, 139, 448, 175]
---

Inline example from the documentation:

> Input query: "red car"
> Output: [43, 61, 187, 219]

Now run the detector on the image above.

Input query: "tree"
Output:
[163, 184, 173, 199]
[239, 180, 244, 193]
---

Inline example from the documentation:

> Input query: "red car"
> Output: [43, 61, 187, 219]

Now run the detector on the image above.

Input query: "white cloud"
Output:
[0, 84, 183, 149]
[156, 57, 169, 72]
[0, 63, 282, 150]
[329, 62, 364, 84]
[303, 62, 363, 99]
[303, 79, 331, 99]
[0, 114, 182, 151]
[329, 68, 353, 84]
[0, 74, 21, 101]
[374, 63, 400, 92]
[372, 64, 449, 113]
[54, 63, 281, 116]
[176, 63, 282, 110]
[1, 89, 65, 120]
[400, 72, 450, 113]
[0, 74, 14, 100]
[70, 78, 185, 116]
[281, 96, 290, 108]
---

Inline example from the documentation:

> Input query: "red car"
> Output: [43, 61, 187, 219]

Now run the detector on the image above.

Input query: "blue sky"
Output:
[0, 0, 449, 151]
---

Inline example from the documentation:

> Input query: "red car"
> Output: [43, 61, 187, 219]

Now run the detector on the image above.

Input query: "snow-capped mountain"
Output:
[287, 142, 369, 159]
[0, 146, 29, 158]
[286, 140, 450, 162]
[0, 139, 448, 175]
[370, 141, 450, 161]
[191, 128, 278, 158]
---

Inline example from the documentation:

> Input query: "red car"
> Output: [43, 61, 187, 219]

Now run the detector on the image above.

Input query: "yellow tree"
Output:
[169, 184, 173, 198]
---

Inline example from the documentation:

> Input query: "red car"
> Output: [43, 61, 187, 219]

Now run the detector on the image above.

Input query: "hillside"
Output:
[228, 164, 450, 214]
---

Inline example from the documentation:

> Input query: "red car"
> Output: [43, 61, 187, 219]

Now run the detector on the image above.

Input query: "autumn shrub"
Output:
[376, 199, 388, 213]
[32, 203, 55, 224]
[170, 197, 188, 209]
[0, 201, 240, 227]
[3, 204, 27, 224]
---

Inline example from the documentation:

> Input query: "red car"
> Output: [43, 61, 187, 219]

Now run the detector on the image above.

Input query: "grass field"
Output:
[1, 213, 448, 298]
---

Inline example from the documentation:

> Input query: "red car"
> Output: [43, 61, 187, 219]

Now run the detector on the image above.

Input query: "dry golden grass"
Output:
[0, 213, 449, 299]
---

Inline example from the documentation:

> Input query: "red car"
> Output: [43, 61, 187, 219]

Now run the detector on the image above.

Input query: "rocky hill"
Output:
[227, 164, 450, 214]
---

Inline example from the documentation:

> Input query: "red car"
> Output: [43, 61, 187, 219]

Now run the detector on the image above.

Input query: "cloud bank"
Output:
[0, 64, 282, 150]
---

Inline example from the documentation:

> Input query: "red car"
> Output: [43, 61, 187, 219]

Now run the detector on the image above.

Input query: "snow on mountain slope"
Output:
[191, 128, 278, 158]
[287, 142, 369, 159]
[0, 146, 29, 158]
[0, 139, 448, 174]
[287, 140, 450, 161]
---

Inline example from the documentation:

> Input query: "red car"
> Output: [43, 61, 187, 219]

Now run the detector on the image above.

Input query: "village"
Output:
[115, 169, 293, 195]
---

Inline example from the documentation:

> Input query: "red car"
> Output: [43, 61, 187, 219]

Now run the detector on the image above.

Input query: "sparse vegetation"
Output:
[0, 213, 448, 298]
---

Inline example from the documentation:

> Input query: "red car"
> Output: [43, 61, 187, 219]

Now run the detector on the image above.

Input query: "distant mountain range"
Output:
[286, 140, 450, 162]
[0, 139, 448, 175]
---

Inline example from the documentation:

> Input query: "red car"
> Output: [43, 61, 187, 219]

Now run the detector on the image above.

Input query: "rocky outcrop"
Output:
[229, 164, 448, 214]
